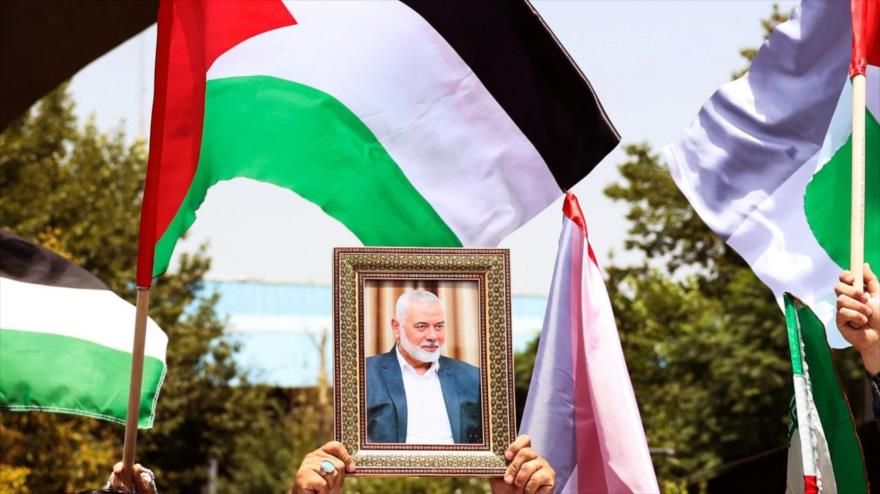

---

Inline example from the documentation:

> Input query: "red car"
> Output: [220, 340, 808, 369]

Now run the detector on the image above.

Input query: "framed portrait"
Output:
[333, 247, 516, 476]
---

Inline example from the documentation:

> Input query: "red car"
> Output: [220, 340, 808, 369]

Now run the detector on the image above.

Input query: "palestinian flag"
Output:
[664, 0, 879, 348]
[137, 0, 619, 287]
[784, 294, 867, 494]
[0, 230, 167, 428]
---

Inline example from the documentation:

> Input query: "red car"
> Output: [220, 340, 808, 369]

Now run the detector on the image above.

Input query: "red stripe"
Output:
[136, 0, 295, 286]
[850, 0, 880, 76]
[568, 220, 596, 492]
[562, 192, 598, 266]
[804, 475, 819, 494]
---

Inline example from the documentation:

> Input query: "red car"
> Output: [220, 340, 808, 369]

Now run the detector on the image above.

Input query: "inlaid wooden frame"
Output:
[333, 247, 515, 476]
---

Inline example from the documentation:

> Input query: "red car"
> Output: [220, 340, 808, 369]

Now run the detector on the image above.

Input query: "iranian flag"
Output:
[784, 294, 867, 493]
[137, 0, 619, 287]
[664, 0, 879, 348]
[0, 231, 167, 428]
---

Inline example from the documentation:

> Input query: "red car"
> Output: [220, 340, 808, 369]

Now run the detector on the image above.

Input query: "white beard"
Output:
[399, 332, 444, 364]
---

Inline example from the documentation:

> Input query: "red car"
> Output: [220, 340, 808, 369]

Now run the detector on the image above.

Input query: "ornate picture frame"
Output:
[333, 247, 516, 476]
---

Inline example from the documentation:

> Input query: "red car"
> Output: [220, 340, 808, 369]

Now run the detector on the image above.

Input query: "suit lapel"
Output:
[438, 358, 461, 443]
[380, 350, 407, 442]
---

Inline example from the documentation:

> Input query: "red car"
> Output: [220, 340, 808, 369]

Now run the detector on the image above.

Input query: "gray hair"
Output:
[395, 289, 444, 325]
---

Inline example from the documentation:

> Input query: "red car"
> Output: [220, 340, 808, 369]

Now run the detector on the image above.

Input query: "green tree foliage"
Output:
[511, 4, 868, 488]
[0, 87, 295, 493]
[0, 85, 498, 494]
[604, 144, 792, 479]
[601, 5, 867, 486]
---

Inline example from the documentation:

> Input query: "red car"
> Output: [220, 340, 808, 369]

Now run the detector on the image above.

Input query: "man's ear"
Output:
[391, 319, 401, 340]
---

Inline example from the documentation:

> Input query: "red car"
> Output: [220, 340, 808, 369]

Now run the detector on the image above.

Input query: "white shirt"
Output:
[396, 347, 454, 444]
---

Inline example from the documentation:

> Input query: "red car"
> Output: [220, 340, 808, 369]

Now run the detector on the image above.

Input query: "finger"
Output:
[525, 467, 555, 494]
[132, 464, 154, 493]
[317, 456, 346, 492]
[837, 294, 873, 316]
[840, 270, 855, 284]
[865, 263, 880, 296]
[835, 281, 869, 303]
[514, 460, 542, 491]
[505, 434, 532, 460]
[507, 447, 539, 485]
[109, 468, 132, 492]
[109, 475, 127, 491]
[838, 307, 869, 328]
[321, 441, 356, 473]
[298, 472, 330, 494]
[108, 462, 127, 491]
[329, 471, 347, 494]
[535, 485, 555, 494]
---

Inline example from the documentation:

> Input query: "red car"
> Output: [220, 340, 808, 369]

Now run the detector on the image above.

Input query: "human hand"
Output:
[836, 263, 880, 374]
[288, 441, 356, 494]
[104, 462, 157, 494]
[490, 435, 555, 494]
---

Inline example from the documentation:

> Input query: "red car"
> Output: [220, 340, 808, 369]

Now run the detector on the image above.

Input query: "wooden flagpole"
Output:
[851, 73, 866, 291]
[121, 287, 152, 488]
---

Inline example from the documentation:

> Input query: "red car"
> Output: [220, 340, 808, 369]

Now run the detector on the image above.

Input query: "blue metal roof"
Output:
[202, 280, 547, 387]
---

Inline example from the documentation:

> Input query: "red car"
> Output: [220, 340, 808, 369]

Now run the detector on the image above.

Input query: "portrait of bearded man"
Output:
[365, 289, 483, 444]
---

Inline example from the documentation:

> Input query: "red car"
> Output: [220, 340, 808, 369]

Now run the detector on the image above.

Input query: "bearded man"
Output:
[365, 289, 483, 444]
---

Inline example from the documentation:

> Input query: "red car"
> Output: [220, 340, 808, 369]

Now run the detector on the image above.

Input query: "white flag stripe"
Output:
[793, 375, 818, 477]
[0, 277, 167, 361]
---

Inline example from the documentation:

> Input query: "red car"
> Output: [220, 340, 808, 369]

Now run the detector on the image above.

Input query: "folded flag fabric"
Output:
[784, 293, 867, 494]
[0, 230, 167, 428]
[663, 0, 879, 348]
[850, 0, 880, 76]
[0, 0, 158, 130]
[521, 193, 658, 493]
[137, 0, 619, 286]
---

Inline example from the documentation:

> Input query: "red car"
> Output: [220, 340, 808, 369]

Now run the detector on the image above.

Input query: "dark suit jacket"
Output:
[365, 347, 483, 444]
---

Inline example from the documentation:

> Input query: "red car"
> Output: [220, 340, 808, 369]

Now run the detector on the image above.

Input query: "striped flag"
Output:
[136, 0, 619, 286]
[0, 230, 167, 428]
[521, 193, 658, 493]
[784, 293, 867, 493]
[663, 0, 879, 348]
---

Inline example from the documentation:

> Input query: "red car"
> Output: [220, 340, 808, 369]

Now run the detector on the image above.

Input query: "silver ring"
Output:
[320, 459, 337, 476]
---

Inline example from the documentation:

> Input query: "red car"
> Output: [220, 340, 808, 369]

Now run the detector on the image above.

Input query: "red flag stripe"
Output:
[562, 192, 598, 266]
[804, 475, 819, 494]
[850, 0, 880, 76]
[136, 0, 295, 286]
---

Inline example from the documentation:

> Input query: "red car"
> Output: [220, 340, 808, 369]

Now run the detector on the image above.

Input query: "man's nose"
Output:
[425, 327, 439, 340]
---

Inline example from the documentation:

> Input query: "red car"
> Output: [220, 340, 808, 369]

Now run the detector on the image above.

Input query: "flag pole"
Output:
[121, 287, 152, 488]
[851, 73, 866, 291]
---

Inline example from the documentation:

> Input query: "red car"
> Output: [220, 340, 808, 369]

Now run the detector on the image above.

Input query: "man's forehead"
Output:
[406, 299, 444, 318]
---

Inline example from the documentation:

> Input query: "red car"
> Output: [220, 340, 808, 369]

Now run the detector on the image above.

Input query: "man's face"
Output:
[393, 300, 446, 363]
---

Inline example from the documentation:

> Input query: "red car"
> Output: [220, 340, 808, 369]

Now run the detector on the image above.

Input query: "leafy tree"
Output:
[511, 4, 868, 489]
[0, 86, 294, 494]
[604, 144, 791, 479]
[600, 5, 868, 486]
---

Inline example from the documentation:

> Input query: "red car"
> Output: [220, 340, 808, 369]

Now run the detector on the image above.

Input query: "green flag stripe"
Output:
[795, 301, 868, 492]
[804, 109, 880, 271]
[784, 294, 804, 376]
[153, 76, 461, 276]
[0, 328, 165, 428]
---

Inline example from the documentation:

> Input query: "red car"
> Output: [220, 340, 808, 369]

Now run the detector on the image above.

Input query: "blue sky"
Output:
[69, 0, 798, 296]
